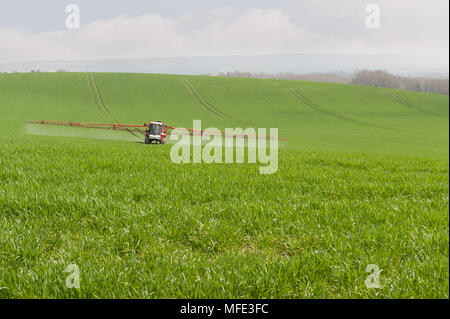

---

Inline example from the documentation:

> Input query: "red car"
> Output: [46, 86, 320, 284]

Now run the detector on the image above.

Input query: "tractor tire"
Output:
[160, 137, 167, 145]
[145, 136, 151, 144]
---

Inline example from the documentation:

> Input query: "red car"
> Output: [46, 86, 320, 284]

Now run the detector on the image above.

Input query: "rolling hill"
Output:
[0, 72, 448, 156]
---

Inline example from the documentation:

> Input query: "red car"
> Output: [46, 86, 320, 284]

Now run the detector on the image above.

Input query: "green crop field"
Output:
[0, 72, 448, 298]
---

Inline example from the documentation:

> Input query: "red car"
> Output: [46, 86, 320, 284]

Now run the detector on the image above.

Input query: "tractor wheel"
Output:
[160, 137, 167, 145]
[145, 136, 151, 144]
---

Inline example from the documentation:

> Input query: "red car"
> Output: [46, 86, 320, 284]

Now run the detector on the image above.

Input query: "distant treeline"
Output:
[219, 70, 449, 95]
[351, 70, 449, 95]
[219, 70, 351, 84]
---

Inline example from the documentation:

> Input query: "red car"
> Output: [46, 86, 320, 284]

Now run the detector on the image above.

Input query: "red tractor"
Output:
[144, 121, 168, 144]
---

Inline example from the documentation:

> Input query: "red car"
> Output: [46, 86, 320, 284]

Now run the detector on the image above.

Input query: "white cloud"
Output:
[0, 6, 448, 63]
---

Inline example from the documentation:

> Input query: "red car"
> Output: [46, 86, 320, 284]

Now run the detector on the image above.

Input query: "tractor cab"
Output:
[145, 121, 167, 144]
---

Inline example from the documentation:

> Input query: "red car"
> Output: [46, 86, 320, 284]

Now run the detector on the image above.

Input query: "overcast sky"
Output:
[0, 0, 448, 63]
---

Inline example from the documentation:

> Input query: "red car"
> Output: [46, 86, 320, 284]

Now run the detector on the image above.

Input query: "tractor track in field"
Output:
[282, 83, 360, 124]
[381, 91, 438, 115]
[87, 72, 143, 139]
[180, 78, 256, 127]
[87, 73, 110, 122]
[280, 82, 386, 130]
[180, 78, 231, 119]
[87, 72, 120, 124]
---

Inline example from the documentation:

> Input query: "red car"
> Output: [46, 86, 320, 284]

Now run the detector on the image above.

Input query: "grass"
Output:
[0, 72, 448, 298]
